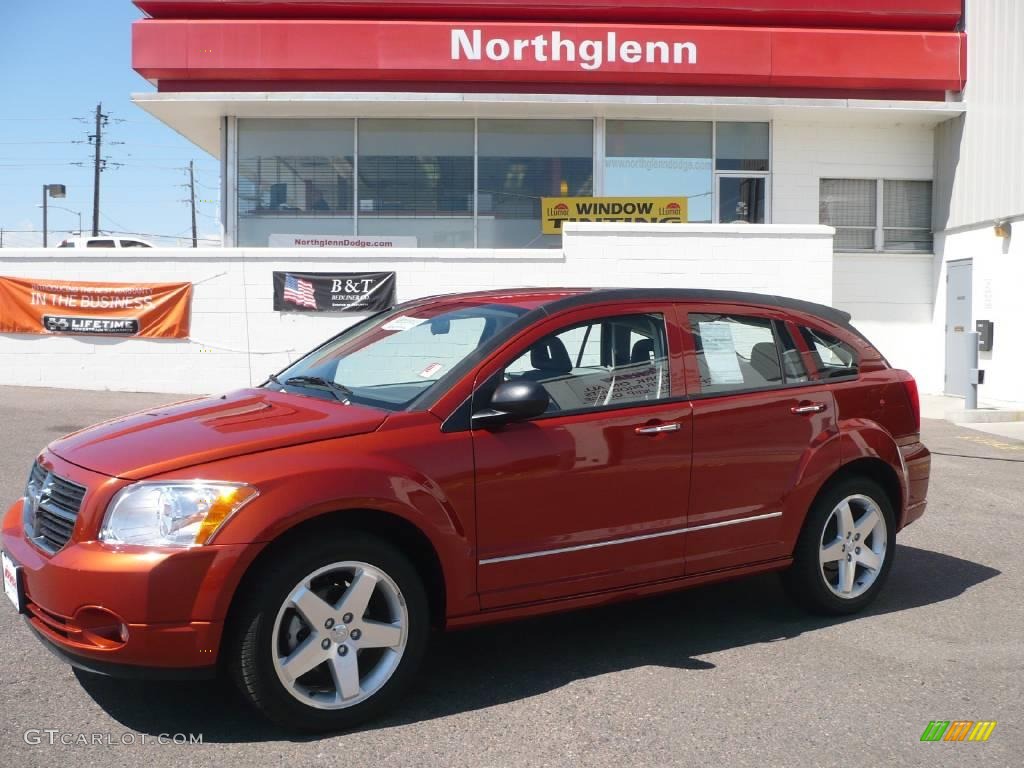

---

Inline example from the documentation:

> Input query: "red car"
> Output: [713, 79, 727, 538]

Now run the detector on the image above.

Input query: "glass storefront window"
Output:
[235, 118, 772, 247]
[605, 121, 713, 223]
[358, 119, 474, 248]
[716, 123, 770, 172]
[477, 120, 594, 249]
[719, 177, 767, 224]
[238, 119, 355, 246]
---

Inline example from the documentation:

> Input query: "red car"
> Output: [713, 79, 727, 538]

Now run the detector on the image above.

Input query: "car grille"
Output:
[27, 463, 87, 553]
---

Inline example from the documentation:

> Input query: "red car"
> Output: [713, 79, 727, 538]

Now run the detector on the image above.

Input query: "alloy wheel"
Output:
[271, 561, 408, 710]
[818, 494, 888, 599]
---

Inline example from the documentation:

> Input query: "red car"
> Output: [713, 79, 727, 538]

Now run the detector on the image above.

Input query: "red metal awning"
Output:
[133, 19, 966, 96]
[133, 1, 963, 31]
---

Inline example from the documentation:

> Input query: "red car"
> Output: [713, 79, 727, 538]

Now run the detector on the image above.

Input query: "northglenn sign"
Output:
[452, 29, 697, 70]
[133, 19, 965, 94]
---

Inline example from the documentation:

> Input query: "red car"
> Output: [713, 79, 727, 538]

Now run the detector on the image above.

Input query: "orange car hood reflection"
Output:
[48, 388, 388, 480]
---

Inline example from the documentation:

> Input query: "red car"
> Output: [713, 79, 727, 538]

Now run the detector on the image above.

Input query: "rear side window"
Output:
[690, 314, 785, 394]
[799, 326, 859, 380]
[86, 239, 116, 248]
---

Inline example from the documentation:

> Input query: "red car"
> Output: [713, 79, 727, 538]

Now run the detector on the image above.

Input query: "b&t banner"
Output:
[273, 272, 397, 313]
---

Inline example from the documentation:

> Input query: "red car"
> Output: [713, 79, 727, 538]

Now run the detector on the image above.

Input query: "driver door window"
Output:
[503, 313, 671, 413]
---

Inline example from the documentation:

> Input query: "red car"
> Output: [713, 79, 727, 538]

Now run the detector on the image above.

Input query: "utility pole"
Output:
[188, 160, 198, 248]
[88, 103, 109, 237]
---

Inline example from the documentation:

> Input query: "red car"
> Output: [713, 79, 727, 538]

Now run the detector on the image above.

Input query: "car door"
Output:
[471, 303, 693, 609]
[681, 304, 839, 574]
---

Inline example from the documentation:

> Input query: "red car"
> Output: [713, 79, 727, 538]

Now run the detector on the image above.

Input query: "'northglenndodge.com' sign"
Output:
[451, 29, 698, 70]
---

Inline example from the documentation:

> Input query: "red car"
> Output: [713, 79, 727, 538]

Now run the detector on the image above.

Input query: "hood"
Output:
[48, 388, 388, 480]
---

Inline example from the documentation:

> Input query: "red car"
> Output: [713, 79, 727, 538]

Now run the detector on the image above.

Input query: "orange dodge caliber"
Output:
[2, 288, 930, 731]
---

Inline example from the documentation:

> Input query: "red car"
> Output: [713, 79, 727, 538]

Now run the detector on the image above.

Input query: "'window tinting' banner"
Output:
[0, 276, 192, 339]
[273, 272, 397, 313]
[541, 196, 688, 234]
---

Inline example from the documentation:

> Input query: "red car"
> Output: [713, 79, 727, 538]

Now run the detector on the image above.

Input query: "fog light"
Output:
[74, 606, 129, 649]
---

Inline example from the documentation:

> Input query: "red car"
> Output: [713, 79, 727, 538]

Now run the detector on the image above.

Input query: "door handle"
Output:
[791, 403, 827, 415]
[635, 422, 682, 435]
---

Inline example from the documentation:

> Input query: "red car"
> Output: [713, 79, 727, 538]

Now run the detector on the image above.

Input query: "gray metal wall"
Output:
[934, 0, 1024, 232]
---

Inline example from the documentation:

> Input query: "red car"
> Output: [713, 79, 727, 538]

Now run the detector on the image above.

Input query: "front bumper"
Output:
[3, 498, 256, 674]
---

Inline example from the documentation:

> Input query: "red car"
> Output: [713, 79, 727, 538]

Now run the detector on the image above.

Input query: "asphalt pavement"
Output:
[0, 386, 1021, 768]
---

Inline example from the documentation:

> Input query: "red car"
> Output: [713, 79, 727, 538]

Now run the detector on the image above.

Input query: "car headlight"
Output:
[99, 482, 259, 548]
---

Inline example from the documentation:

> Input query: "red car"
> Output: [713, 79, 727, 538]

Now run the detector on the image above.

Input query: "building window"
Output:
[719, 177, 766, 224]
[235, 119, 773, 247]
[238, 119, 355, 246]
[358, 119, 474, 248]
[715, 123, 769, 172]
[883, 180, 933, 252]
[477, 120, 593, 249]
[605, 121, 713, 222]
[819, 178, 933, 253]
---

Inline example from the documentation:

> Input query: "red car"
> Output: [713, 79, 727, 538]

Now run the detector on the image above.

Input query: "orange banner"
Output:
[0, 276, 192, 339]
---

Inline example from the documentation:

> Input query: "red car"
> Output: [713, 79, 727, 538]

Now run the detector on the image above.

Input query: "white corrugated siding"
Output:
[936, 0, 1024, 230]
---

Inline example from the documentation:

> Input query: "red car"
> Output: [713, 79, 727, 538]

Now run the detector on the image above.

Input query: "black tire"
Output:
[782, 476, 896, 616]
[227, 531, 429, 732]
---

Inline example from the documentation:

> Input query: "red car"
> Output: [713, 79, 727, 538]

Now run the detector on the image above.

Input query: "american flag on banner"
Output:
[282, 274, 317, 309]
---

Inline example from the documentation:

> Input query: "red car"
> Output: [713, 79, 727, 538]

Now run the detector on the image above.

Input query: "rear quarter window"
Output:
[799, 326, 859, 380]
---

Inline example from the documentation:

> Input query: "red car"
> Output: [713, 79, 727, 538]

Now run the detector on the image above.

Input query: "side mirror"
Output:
[472, 380, 550, 427]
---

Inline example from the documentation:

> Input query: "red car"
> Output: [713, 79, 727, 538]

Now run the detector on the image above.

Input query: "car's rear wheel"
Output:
[783, 476, 896, 615]
[228, 532, 429, 732]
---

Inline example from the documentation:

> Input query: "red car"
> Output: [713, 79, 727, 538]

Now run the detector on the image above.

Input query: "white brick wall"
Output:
[832, 253, 939, 390]
[0, 224, 833, 394]
[772, 119, 935, 224]
[773, 119, 941, 393]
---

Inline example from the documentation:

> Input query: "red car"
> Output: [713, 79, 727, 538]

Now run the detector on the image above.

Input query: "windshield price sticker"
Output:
[382, 316, 427, 332]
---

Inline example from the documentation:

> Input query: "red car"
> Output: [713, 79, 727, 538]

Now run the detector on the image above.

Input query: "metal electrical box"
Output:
[976, 320, 994, 351]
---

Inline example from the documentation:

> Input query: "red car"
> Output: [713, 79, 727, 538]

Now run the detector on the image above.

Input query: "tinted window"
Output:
[86, 240, 116, 248]
[119, 240, 150, 248]
[690, 314, 784, 394]
[478, 120, 594, 249]
[504, 313, 670, 413]
[237, 118, 355, 246]
[358, 119, 474, 248]
[799, 327, 859, 380]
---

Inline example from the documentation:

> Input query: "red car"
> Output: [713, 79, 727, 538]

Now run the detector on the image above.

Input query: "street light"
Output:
[36, 203, 82, 239]
[41, 184, 67, 248]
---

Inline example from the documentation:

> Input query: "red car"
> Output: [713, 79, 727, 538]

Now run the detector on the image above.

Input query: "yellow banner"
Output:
[541, 196, 688, 235]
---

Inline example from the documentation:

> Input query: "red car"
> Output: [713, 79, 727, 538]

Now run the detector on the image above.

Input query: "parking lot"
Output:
[0, 385, 1021, 767]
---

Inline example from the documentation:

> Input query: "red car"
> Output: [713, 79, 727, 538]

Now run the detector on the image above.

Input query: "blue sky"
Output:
[0, 1, 221, 247]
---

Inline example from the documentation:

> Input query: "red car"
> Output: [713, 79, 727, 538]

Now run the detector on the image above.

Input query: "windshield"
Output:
[267, 302, 527, 410]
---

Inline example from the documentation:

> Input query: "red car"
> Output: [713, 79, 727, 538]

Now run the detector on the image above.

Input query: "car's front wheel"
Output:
[783, 476, 896, 615]
[229, 532, 429, 732]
